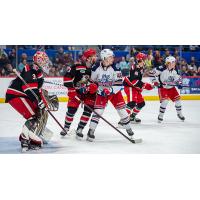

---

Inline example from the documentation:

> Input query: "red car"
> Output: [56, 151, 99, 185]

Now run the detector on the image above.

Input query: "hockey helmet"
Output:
[83, 48, 96, 59]
[165, 56, 176, 64]
[100, 49, 114, 60]
[33, 51, 49, 67]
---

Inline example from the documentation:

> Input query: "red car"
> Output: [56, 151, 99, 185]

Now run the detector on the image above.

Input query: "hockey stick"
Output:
[74, 96, 141, 144]
[12, 69, 68, 135]
[45, 80, 141, 143]
[44, 80, 65, 87]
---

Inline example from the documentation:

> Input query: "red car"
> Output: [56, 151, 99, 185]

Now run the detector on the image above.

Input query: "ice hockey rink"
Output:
[0, 100, 200, 154]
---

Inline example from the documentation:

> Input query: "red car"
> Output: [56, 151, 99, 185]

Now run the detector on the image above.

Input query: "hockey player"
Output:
[156, 56, 185, 122]
[5, 51, 57, 151]
[60, 48, 98, 139]
[87, 49, 137, 142]
[122, 52, 155, 124]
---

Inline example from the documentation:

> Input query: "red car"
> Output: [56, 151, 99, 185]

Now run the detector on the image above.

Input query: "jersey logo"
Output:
[168, 76, 175, 82]
[32, 74, 36, 80]
[134, 71, 138, 76]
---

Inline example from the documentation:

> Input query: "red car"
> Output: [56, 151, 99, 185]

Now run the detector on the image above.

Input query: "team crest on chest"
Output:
[134, 71, 138, 76]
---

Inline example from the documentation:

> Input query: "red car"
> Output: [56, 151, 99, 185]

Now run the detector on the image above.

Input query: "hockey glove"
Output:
[101, 88, 112, 97]
[153, 81, 160, 87]
[143, 83, 154, 90]
[88, 83, 98, 94]
[78, 86, 88, 95]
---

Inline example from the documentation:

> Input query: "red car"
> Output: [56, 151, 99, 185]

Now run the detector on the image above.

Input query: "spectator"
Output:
[196, 67, 200, 76]
[119, 56, 129, 76]
[63, 52, 74, 66]
[0, 53, 10, 75]
[128, 57, 135, 68]
[180, 59, 188, 68]
[145, 54, 153, 71]
[4, 64, 15, 76]
[189, 45, 199, 51]
[180, 66, 190, 76]
[21, 53, 28, 61]
[48, 66, 60, 77]
[187, 66, 197, 76]
[153, 50, 162, 68]
[162, 49, 171, 61]
[173, 48, 179, 57]
[17, 59, 27, 72]
[188, 62, 197, 72]
[54, 47, 65, 67]
[8, 48, 16, 68]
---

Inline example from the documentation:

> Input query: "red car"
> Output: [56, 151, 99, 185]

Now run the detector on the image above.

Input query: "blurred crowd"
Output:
[1, 45, 200, 77]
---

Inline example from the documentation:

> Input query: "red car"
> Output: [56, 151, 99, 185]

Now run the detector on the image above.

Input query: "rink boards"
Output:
[0, 77, 200, 103]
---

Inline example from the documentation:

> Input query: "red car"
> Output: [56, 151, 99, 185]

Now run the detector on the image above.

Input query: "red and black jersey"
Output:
[123, 65, 144, 90]
[63, 62, 93, 93]
[5, 64, 44, 103]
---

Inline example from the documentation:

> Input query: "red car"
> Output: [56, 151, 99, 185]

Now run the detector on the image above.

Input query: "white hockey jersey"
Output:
[160, 68, 181, 89]
[91, 62, 123, 95]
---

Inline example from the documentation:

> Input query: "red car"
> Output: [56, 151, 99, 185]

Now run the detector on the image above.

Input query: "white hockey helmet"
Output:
[165, 56, 176, 64]
[100, 49, 114, 60]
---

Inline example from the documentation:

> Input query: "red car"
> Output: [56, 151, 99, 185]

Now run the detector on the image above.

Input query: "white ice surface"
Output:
[0, 101, 200, 153]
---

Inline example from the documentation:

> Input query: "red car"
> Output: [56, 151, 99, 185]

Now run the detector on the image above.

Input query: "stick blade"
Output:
[131, 138, 143, 144]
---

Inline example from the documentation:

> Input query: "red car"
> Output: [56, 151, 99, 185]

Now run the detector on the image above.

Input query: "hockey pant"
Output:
[89, 92, 131, 131]
[124, 86, 145, 117]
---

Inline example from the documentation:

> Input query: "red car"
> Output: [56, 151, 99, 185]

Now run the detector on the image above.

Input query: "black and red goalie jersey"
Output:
[5, 64, 44, 103]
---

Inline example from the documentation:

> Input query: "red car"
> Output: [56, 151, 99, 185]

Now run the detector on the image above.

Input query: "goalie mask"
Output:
[33, 51, 50, 74]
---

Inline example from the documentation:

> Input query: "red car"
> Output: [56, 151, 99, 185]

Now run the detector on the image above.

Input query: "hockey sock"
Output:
[117, 108, 131, 129]
[126, 102, 136, 115]
[89, 108, 104, 130]
[131, 101, 145, 118]
[64, 107, 77, 129]
[175, 100, 183, 115]
[77, 106, 92, 129]
[159, 100, 168, 118]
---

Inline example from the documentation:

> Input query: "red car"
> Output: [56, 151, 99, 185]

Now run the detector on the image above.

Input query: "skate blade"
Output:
[130, 121, 141, 124]
[86, 137, 94, 142]
[116, 125, 126, 129]
[21, 147, 29, 153]
[76, 135, 84, 140]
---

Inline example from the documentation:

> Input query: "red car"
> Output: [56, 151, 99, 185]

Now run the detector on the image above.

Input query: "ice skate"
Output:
[130, 114, 141, 124]
[19, 133, 30, 152]
[117, 121, 126, 129]
[87, 129, 95, 142]
[76, 128, 84, 140]
[126, 128, 134, 137]
[60, 127, 69, 137]
[177, 114, 185, 121]
[158, 115, 163, 123]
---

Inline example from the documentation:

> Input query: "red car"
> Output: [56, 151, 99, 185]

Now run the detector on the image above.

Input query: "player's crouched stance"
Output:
[87, 49, 138, 142]
[157, 56, 185, 123]
[5, 51, 59, 152]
